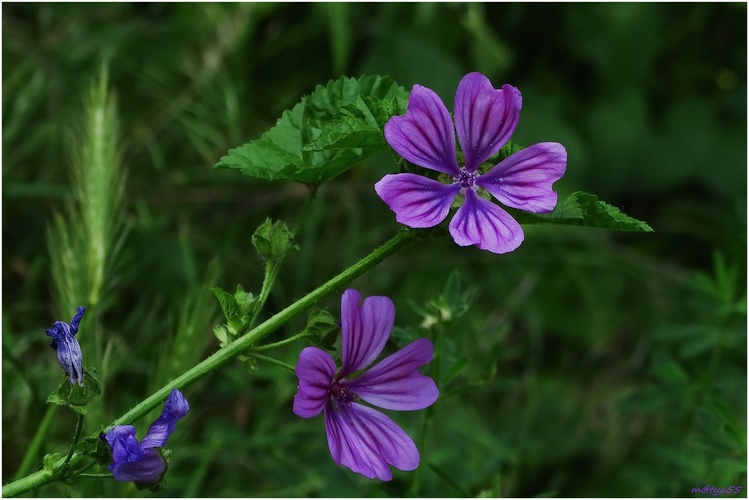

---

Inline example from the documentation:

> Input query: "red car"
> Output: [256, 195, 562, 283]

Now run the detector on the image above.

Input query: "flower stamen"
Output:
[331, 381, 358, 405]
[455, 168, 476, 188]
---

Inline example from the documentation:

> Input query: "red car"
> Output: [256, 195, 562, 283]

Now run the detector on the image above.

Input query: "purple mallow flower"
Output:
[46, 306, 86, 385]
[104, 389, 189, 484]
[293, 289, 439, 481]
[375, 72, 567, 254]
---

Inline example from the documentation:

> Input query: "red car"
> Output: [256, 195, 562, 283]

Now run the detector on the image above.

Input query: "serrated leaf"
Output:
[511, 191, 654, 232]
[46, 368, 102, 415]
[304, 75, 407, 120]
[215, 75, 408, 184]
[304, 95, 406, 151]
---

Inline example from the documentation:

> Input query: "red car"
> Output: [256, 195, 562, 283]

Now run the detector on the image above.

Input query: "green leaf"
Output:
[215, 75, 408, 184]
[211, 285, 257, 335]
[213, 324, 231, 348]
[304, 310, 340, 350]
[304, 75, 407, 120]
[252, 218, 299, 263]
[73, 436, 112, 466]
[304, 95, 406, 151]
[46, 368, 102, 415]
[511, 191, 654, 232]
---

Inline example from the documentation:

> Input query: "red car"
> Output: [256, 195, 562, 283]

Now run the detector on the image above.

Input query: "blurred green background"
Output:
[3, 3, 746, 497]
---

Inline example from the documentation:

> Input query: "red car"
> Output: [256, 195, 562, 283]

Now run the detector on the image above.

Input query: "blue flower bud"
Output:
[45, 307, 85, 385]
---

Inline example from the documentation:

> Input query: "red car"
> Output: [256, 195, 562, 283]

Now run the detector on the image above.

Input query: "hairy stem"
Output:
[250, 352, 296, 372]
[60, 413, 85, 477]
[247, 185, 318, 331]
[252, 331, 310, 352]
[3, 229, 416, 497]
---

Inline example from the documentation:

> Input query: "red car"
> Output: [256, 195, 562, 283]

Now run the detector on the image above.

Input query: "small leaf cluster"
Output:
[211, 285, 257, 347]
[412, 269, 479, 332]
[46, 368, 102, 415]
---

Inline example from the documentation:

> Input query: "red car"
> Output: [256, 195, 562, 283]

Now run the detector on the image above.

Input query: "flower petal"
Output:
[384, 84, 460, 176]
[340, 290, 394, 376]
[454, 73, 522, 173]
[69, 306, 85, 335]
[348, 338, 439, 411]
[47, 324, 84, 386]
[105, 425, 144, 466]
[110, 448, 165, 484]
[448, 189, 524, 254]
[141, 389, 190, 449]
[45, 321, 71, 350]
[475, 142, 567, 213]
[163, 388, 190, 420]
[293, 347, 336, 418]
[374, 173, 460, 228]
[324, 401, 419, 481]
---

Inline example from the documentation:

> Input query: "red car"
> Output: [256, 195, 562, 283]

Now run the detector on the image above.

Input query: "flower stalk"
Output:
[3, 229, 417, 497]
[60, 413, 84, 478]
[250, 352, 296, 372]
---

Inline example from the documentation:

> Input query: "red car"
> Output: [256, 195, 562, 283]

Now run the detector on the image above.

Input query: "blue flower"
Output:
[46, 306, 86, 385]
[104, 389, 190, 484]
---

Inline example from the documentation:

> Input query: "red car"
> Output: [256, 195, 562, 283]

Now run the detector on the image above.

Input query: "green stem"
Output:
[60, 413, 84, 477]
[247, 185, 318, 332]
[253, 331, 309, 351]
[14, 405, 57, 480]
[2, 229, 416, 498]
[250, 352, 295, 372]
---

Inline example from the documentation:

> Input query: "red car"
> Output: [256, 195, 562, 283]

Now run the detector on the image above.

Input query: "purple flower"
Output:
[46, 306, 86, 385]
[375, 72, 567, 254]
[293, 289, 439, 481]
[104, 389, 190, 484]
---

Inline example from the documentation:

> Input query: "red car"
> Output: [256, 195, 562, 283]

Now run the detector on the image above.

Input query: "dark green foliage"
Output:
[3, 3, 745, 498]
